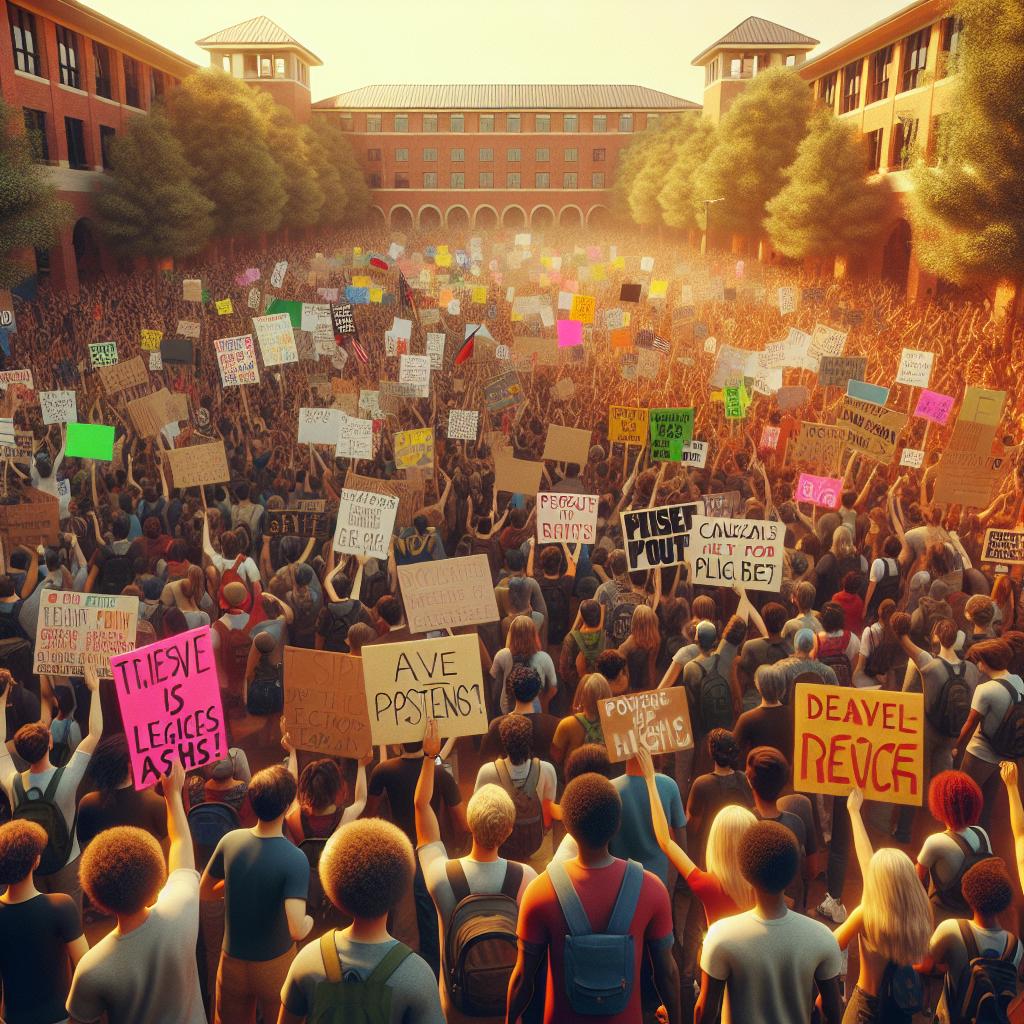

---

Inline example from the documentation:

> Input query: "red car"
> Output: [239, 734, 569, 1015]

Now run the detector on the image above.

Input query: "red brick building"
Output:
[310, 85, 701, 231]
[0, 0, 195, 292]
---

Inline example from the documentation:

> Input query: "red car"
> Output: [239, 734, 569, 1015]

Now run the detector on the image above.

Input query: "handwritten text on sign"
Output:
[599, 688, 693, 763]
[621, 501, 703, 572]
[982, 529, 1024, 565]
[537, 493, 599, 544]
[796, 473, 843, 510]
[397, 554, 499, 634]
[360, 633, 487, 744]
[34, 591, 138, 678]
[687, 516, 784, 593]
[111, 626, 227, 790]
[334, 488, 398, 560]
[794, 683, 923, 806]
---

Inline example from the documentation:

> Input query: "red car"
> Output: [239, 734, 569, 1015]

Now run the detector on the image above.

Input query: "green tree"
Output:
[611, 124, 658, 220]
[307, 120, 348, 226]
[310, 119, 371, 225]
[165, 70, 286, 239]
[909, 0, 1024, 312]
[692, 67, 813, 238]
[627, 116, 688, 227]
[0, 100, 71, 288]
[765, 109, 891, 261]
[658, 118, 717, 231]
[94, 111, 214, 260]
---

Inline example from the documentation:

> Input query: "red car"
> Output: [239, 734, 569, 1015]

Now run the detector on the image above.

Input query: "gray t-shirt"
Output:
[929, 918, 1022, 1000]
[775, 655, 839, 693]
[281, 933, 444, 1023]
[66, 869, 205, 1024]
[903, 654, 981, 746]
[967, 673, 1024, 763]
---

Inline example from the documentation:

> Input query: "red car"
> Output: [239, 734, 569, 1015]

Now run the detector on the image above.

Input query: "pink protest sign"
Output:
[797, 473, 843, 509]
[110, 625, 227, 790]
[914, 388, 954, 424]
[557, 318, 583, 348]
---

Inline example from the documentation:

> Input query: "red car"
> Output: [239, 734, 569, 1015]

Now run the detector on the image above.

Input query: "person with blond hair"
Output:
[491, 615, 557, 714]
[811, 525, 866, 610]
[550, 673, 611, 769]
[615, 604, 661, 692]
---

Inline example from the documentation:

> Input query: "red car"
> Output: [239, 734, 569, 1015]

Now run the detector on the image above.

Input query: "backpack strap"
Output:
[547, 860, 593, 937]
[501, 860, 525, 899]
[946, 829, 974, 857]
[12, 773, 26, 805]
[607, 860, 644, 936]
[1000, 933, 1019, 962]
[41, 766, 66, 804]
[997, 677, 1023, 706]
[320, 930, 343, 983]
[968, 826, 991, 854]
[446, 860, 471, 904]
[366, 942, 413, 985]
[495, 759, 514, 789]
[523, 759, 541, 797]
[958, 920, 981, 962]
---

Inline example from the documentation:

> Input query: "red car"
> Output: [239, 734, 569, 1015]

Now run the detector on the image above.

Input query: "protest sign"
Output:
[88, 342, 118, 368]
[265, 508, 334, 539]
[336, 415, 374, 460]
[556, 319, 584, 348]
[621, 502, 702, 572]
[426, 333, 446, 370]
[298, 408, 343, 446]
[182, 279, 202, 302]
[648, 407, 695, 461]
[789, 422, 846, 472]
[896, 349, 934, 388]
[933, 451, 1004, 509]
[776, 385, 810, 411]
[620, 283, 642, 303]
[361, 634, 487, 744]
[914, 389, 954, 425]
[760, 425, 780, 450]
[399, 354, 431, 395]
[847, 379, 889, 405]
[34, 590, 137, 677]
[542, 425, 591, 465]
[484, 370, 524, 411]
[599, 689, 693, 762]
[537, 493, 599, 544]
[253, 312, 298, 366]
[608, 406, 649, 446]
[0, 487, 59, 548]
[515, 336, 559, 366]
[982, 529, 1024, 565]
[796, 473, 842, 509]
[334, 488, 398, 559]
[569, 294, 595, 323]
[900, 448, 925, 468]
[282, 647, 372, 758]
[111, 626, 227, 790]
[494, 450, 543, 496]
[397, 554, 500, 634]
[677, 440, 709, 468]
[778, 287, 797, 315]
[701, 491, 743, 518]
[140, 329, 163, 351]
[686, 515, 784, 593]
[175, 319, 201, 339]
[805, 324, 847, 373]
[552, 378, 575, 400]
[393, 427, 434, 469]
[270, 260, 288, 288]
[793, 683, 923, 805]
[66, 422, 114, 461]
[839, 398, 908, 462]
[164, 441, 229, 489]
[960, 385, 1006, 427]
[214, 335, 260, 387]
[160, 337, 194, 365]
[817, 355, 867, 390]
[127, 390, 176, 439]
[447, 409, 479, 442]
[0, 369, 32, 390]
[39, 390, 77, 425]
[343, 471, 421, 529]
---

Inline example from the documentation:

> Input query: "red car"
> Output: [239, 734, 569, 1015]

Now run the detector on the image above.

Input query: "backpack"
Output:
[608, 590, 643, 646]
[97, 544, 134, 596]
[246, 655, 283, 716]
[310, 932, 413, 1024]
[212, 618, 254, 693]
[574, 713, 604, 745]
[573, 629, 607, 678]
[321, 600, 364, 652]
[360, 566, 390, 609]
[927, 661, 972, 739]
[548, 858, 643, 1016]
[877, 962, 924, 1019]
[494, 758, 545, 862]
[216, 554, 253, 612]
[395, 532, 435, 565]
[867, 558, 901, 615]
[187, 801, 240, 870]
[931, 827, 994, 915]
[984, 678, 1024, 760]
[288, 587, 320, 645]
[696, 654, 733, 732]
[540, 580, 571, 645]
[444, 859, 524, 1016]
[50, 718, 74, 768]
[12, 769, 74, 876]
[817, 631, 853, 687]
[948, 920, 1018, 1024]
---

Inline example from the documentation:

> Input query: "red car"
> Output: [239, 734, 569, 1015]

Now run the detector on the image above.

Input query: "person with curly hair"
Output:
[277, 818, 443, 1023]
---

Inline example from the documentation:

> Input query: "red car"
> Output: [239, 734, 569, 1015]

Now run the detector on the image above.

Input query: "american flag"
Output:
[348, 332, 369, 365]
[398, 271, 418, 323]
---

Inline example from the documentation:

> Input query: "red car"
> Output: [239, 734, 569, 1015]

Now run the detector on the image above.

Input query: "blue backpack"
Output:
[547, 859, 643, 1016]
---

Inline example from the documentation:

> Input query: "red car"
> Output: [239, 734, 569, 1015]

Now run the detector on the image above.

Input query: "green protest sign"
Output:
[266, 298, 303, 328]
[66, 423, 115, 461]
[649, 407, 694, 461]
[723, 386, 748, 420]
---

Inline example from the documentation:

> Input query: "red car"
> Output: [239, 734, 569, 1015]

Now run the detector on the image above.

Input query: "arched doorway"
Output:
[418, 205, 442, 230]
[446, 205, 470, 230]
[474, 206, 498, 230]
[73, 219, 102, 281]
[390, 206, 414, 231]
[586, 205, 612, 228]
[881, 219, 911, 291]
[369, 206, 387, 230]
[559, 206, 583, 229]
[501, 205, 527, 229]
[531, 206, 555, 229]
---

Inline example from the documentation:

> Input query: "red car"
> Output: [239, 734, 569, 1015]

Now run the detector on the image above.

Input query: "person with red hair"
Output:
[915, 770, 991, 921]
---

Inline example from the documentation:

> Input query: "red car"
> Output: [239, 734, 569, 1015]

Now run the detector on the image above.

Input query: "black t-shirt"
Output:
[734, 705, 795, 764]
[479, 712, 560, 763]
[76, 787, 168, 848]
[368, 756, 462, 844]
[686, 770, 754, 863]
[0, 892, 81, 1024]
[3, 684, 40, 742]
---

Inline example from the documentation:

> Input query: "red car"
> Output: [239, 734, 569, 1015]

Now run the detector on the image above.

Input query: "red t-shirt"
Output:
[686, 867, 739, 926]
[517, 858, 673, 1024]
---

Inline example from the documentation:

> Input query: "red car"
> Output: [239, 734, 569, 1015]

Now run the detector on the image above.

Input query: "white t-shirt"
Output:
[474, 759, 557, 806]
[671, 642, 700, 668]
[701, 907, 843, 1024]
[209, 553, 260, 585]
[491, 650, 557, 713]
[869, 557, 898, 583]
[929, 918, 1022, 998]
[967, 673, 1024, 763]
[917, 826, 991, 887]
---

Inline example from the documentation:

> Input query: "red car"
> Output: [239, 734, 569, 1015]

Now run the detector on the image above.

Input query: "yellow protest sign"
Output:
[352, 275, 371, 288]
[140, 329, 163, 351]
[649, 280, 668, 299]
[370, 288, 383, 304]
[215, 299, 233, 315]
[471, 285, 488, 304]
[569, 294, 596, 324]
[394, 427, 434, 469]
[435, 253, 453, 268]
[608, 406, 650, 446]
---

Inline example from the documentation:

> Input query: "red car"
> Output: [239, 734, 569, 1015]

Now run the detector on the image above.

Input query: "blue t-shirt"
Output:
[610, 773, 686, 887]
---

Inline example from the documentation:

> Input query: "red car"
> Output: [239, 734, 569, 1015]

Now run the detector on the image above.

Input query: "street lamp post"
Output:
[700, 197, 725, 256]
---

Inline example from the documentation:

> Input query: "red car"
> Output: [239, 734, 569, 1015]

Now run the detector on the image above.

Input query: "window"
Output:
[35, 246, 50, 279]
[56, 26, 80, 89]
[820, 72, 838, 108]
[479, 171, 493, 187]
[592, 147, 606, 161]
[618, 113, 633, 132]
[450, 172, 465, 188]
[450, 148, 464, 162]
[479, 114, 494, 132]
[423, 114, 438, 132]
[536, 114, 551, 132]
[244, 53, 257, 77]
[64, 116, 87, 169]
[221, 54, 231, 73]
[395, 148, 408, 162]
[704, 60, 719, 86]
[367, 148, 382, 161]
[535, 171, 550, 187]
[841, 60, 862, 113]
[394, 114, 408, 132]
[563, 172, 577, 188]
[9, 5, 42, 76]
[100, 125, 115, 169]
[123, 56, 141, 107]
[297, 61, 308, 86]
[891, 116, 919, 169]
[367, 172, 382, 188]
[366, 114, 382, 132]
[591, 171, 605, 188]
[563, 113, 578, 132]
[479, 147, 493, 161]
[939, 15, 963, 77]
[506, 171, 521, 188]
[535, 147, 549, 161]
[423, 171, 438, 187]
[450, 114, 464, 132]
[865, 128, 884, 171]
[274, 56, 286, 77]
[730, 57, 743, 77]
[259, 56, 272, 78]
[93, 42, 112, 99]
[507, 147, 521, 162]
[785, 54, 798, 67]
[506, 113, 520, 132]
[868, 45, 893, 103]
[339, 114, 354, 132]
[150, 69, 165, 102]
[564, 148, 577, 161]
[901, 28, 930, 91]
[423, 147, 438, 161]
[394, 172, 409, 188]
[22, 108, 48, 161]
[592, 114, 607, 132]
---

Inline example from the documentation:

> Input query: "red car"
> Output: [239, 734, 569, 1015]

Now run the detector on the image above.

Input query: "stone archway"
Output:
[559, 205, 584, 228]
[73, 218, 102, 281]
[501, 205, 527, 229]
[586, 205, 612, 228]
[530, 205, 555, 229]
[474, 205, 499, 230]
[390, 205, 414, 231]
[881, 219, 912, 291]
[418, 205, 442, 230]
[446, 205, 470, 230]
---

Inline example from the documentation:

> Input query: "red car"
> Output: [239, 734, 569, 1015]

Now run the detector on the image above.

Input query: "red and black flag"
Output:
[454, 325, 480, 366]
[398, 271, 418, 322]
[330, 302, 368, 364]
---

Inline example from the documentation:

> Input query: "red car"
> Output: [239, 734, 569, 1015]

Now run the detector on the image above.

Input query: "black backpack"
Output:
[12, 769, 75, 876]
[927, 661, 972, 739]
[246, 656, 283, 716]
[98, 550, 134, 595]
[931, 827, 994, 915]
[948, 920, 1019, 1024]
[540, 580, 571, 644]
[985, 678, 1024, 759]
[877, 961, 924, 1019]
[50, 718, 75, 768]
[696, 654, 733, 731]
[322, 600, 363, 652]
[608, 590, 643, 645]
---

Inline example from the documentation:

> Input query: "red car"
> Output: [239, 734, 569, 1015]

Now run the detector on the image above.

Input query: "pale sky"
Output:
[81, 0, 914, 104]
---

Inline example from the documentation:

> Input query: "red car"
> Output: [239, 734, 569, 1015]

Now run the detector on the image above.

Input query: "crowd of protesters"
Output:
[0, 222, 1023, 1024]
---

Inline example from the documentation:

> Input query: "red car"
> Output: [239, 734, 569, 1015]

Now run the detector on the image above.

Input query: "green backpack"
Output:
[310, 932, 413, 1024]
